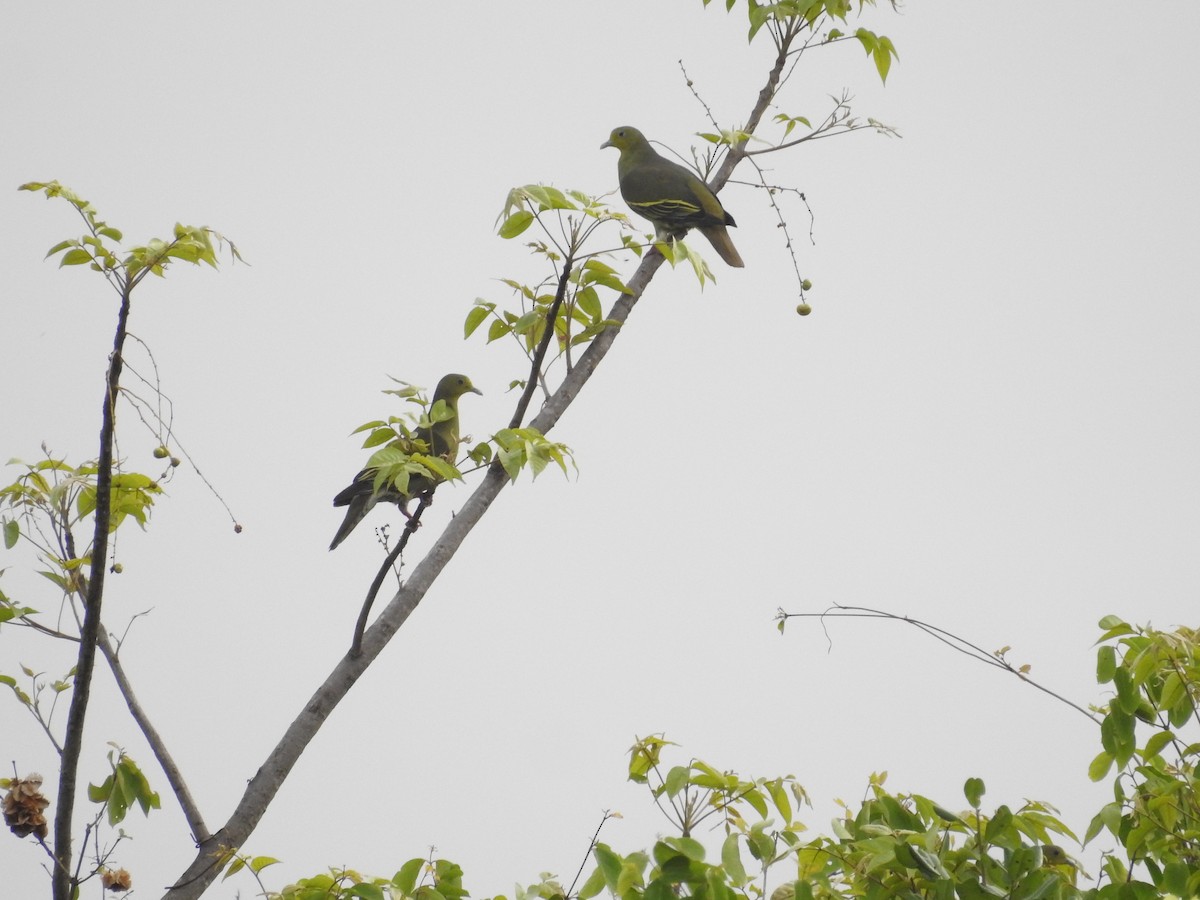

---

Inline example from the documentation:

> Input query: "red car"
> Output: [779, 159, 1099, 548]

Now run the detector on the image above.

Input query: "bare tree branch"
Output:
[95, 624, 210, 843]
[53, 276, 134, 900]
[780, 604, 1100, 725]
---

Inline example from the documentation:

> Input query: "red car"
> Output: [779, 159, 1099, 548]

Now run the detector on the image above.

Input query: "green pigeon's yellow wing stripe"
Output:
[631, 198, 702, 217]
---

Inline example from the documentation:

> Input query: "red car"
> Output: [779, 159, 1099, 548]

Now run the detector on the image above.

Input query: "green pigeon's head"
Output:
[434, 373, 483, 401]
[601, 126, 648, 152]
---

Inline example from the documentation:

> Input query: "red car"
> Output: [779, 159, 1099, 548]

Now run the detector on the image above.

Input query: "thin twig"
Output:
[781, 604, 1100, 724]
[349, 496, 430, 658]
[744, 159, 815, 294]
[566, 810, 614, 898]
[679, 60, 719, 131]
[508, 251, 575, 430]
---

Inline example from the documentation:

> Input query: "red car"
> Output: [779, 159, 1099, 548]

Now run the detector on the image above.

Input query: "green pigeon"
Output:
[329, 373, 482, 551]
[601, 125, 744, 268]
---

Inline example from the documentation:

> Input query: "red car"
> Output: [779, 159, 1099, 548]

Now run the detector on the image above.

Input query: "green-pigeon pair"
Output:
[602, 126, 744, 268]
[329, 373, 482, 551]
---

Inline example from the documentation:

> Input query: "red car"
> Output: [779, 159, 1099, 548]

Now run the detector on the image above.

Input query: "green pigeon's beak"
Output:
[469, 386, 483, 395]
[600, 139, 613, 149]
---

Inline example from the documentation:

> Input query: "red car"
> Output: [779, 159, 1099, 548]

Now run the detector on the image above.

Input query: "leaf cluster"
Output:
[492, 427, 575, 483]
[466, 259, 626, 356]
[257, 857, 467, 900]
[87, 747, 161, 826]
[480, 187, 630, 366]
[1083, 617, 1200, 896]
[231, 617, 1200, 899]
[1, 456, 161, 593]
[701, 1, 897, 83]
[615, 739, 1078, 900]
[20, 181, 241, 286]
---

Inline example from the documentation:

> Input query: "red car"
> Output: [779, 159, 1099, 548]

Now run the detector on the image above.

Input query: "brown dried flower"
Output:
[3, 773, 50, 840]
[101, 867, 133, 891]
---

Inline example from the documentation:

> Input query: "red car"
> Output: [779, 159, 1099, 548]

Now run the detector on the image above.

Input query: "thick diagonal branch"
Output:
[161, 249, 666, 900]
[163, 25, 802, 900]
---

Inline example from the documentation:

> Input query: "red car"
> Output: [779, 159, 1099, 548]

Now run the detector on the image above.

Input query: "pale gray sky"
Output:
[3, 2, 1199, 897]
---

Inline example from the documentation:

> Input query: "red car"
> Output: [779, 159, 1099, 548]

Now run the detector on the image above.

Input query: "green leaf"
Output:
[1096, 615, 1133, 642]
[964, 777, 985, 808]
[1101, 707, 1136, 766]
[393, 858, 425, 894]
[930, 803, 963, 824]
[349, 886, 386, 900]
[747, 3, 769, 41]
[742, 787, 768, 818]
[417, 455, 461, 482]
[593, 844, 622, 890]
[223, 856, 246, 878]
[513, 310, 541, 335]
[644, 880, 674, 900]
[577, 866, 607, 900]
[464, 304, 491, 338]
[576, 287, 603, 322]
[119, 755, 160, 816]
[1096, 644, 1116, 683]
[522, 185, 577, 211]
[766, 778, 792, 822]
[1112, 665, 1138, 714]
[721, 833, 747, 885]
[908, 844, 949, 880]
[705, 868, 736, 900]
[854, 27, 877, 55]
[663, 765, 689, 798]
[873, 36, 897, 84]
[1142, 728, 1174, 759]
[1162, 861, 1190, 896]
[983, 804, 1013, 843]
[747, 828, 774, 862]
[499, 210, 535, 239]
[1159, 670, 1185, 709]
[44, 239, 75, 259]
[88, 773, 114, 804]
[1087, 750, 1113, 781]
[615, 858, 643, 896]
[59, 248, 93, 267]
[665, 836, 705, 861]
[361, 428, 397, 449]
[3, 520, 17, 549]
[487, 318, 511, 343]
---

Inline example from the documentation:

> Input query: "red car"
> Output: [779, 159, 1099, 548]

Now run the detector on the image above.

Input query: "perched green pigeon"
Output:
[329, 373, 482, 550]
[601, 125, 744, 268]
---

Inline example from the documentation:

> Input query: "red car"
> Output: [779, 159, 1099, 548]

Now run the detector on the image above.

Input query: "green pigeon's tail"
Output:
[698, 222, 744, 268]
[329, 488, 373, 551]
